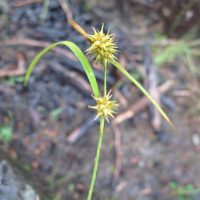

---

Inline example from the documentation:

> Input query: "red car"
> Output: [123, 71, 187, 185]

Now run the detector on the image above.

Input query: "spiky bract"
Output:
[89, 91, 118, 122]
[87, 25, 118, 64]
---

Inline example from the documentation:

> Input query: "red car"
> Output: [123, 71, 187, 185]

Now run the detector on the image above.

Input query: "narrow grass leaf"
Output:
[183, 48, 197, 74]
[24, 41, 99, 97]
[154, 43, 185, 65]
[111, 61, 175, 129]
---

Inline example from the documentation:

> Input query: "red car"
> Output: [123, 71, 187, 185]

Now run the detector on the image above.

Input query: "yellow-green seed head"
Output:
[87, 25, 118, 64]
[89, 91, 118, 122]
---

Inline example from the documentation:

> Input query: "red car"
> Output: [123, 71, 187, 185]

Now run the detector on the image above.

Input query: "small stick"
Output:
[144, 40, 161, 131]
[58, 0, 72, 19]
[14, 0, 42, 7]
[67, 115, 97, 144]
[0, 38, 76, 61]
[58, 0, 90, 42]
[111, 122, 122, 179]
[0, 52, 26, 77]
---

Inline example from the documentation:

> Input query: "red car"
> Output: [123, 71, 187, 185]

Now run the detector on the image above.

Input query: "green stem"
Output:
[104, 62, 107, 96]
[87, 117, 105, 200]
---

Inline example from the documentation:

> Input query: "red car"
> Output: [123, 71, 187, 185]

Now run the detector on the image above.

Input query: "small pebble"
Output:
[192, 134, 200, 146]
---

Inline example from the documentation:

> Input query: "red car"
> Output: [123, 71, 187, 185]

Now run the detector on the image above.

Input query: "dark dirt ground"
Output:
[1, 0, 200, 200]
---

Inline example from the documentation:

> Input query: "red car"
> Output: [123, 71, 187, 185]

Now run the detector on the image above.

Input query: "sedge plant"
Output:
[154, 26, 200, 74]
[24, 18, 175, 200]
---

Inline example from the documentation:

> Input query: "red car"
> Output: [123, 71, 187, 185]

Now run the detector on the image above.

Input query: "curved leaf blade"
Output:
[24, 41, 99, 97]
[111, 61, 175, 129]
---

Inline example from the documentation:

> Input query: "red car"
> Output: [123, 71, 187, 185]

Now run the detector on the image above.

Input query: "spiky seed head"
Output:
[89, 91, 118, 123]
[86, 25, 118, 65]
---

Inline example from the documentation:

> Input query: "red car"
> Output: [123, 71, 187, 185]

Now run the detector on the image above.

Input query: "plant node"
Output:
[87, 25, 118, 65]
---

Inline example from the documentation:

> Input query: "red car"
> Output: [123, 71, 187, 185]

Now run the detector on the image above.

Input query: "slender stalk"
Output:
[87, 117, 105, 200]
[68, 18, 90, 42]
[104, 62, 107, 96]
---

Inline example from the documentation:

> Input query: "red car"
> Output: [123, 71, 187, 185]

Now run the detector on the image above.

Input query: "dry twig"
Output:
[0, 52, 26, 77]
[144, 41, 161, 131]
[0, 38, 76, 61]
[14, 0, 42, 7]
[67, 115, 97, 144]
[58, 0, 72, 19]
[111, 122, 122, 179]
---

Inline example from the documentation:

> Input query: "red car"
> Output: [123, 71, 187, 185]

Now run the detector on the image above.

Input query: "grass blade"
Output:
[111, 61, 175, 129]
[24, 41, 99, 97]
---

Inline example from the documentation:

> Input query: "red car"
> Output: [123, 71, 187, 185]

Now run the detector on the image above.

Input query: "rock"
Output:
[0, 160, 40, 200]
